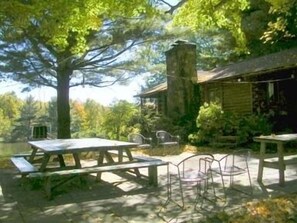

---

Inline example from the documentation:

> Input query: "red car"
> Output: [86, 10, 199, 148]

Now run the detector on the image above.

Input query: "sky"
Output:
[0, 77, 145, 106]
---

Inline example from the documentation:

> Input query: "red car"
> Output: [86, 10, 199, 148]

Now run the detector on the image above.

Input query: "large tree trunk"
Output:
[56, 69, 71, 139]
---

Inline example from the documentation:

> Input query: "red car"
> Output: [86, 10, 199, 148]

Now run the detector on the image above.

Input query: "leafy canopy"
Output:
[0, 0, 156, 54]
[172, 0, 249, 51]
[170, 0, 296, 52]
[261, 0, 297, 44]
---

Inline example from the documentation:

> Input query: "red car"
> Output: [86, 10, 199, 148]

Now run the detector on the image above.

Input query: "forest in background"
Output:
[0, 91, 148, 142]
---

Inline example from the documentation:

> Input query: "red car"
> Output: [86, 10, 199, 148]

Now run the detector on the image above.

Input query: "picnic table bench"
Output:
[28, 160, 168, 199]
[10, 157, 38, 174]
[12, 152, 44, 159]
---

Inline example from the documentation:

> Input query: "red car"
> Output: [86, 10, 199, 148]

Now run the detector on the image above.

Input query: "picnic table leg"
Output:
[124, 148, 134, 161]
[148, 166, 158, 186]
[277, 142, 285, 186]
[40, 153, 51, 171]
[118, 149, 123, 162]
[28, 147, 38, 162]
[72, 153, 81, 168]
[57, 154, 66, 167]
[104, 151, 115, 163]
[44, 177, 52, 200]
[124, 148, 141, 177]
[257, 142, 266, 183]
[96, 151, 105, 181]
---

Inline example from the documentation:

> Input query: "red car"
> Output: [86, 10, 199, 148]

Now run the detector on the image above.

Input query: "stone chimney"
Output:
[165, 40, 199, 121]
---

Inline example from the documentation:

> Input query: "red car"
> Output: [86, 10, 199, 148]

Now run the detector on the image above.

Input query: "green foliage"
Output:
[102, 100, 139, 140]
[0, 92, 22, 120]
[129, 103, 157, 136]
[171, 0, 296, 53]
[10, 96, 40, 141]
[261, 0, 297, 45]
[70, 99, 106, 138]
[0, 92, 22, 139]
[172, 0, 250, 52]
[189, 102, 224, 144]
[0, 0, 156, 54]
[0, 109, 11, 138]
[237, 114, 272, 143]
[48, 98, 58, 136]
[189, 102, 272, 145]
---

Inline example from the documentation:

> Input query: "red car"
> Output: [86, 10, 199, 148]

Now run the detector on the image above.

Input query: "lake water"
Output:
[0, 142, 31, 157]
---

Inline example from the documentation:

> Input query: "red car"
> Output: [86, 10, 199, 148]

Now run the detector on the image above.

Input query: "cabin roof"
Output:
[201, 47, 297, 83]
[136, 47, 297, 97]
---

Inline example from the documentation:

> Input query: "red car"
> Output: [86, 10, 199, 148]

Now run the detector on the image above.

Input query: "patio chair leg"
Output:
[247, 168, 253, 196]
[194, 183, 203, 209]
[178, 180, 185, 208]
[164, 174, 184, 209]
[210, 175, 216, 197]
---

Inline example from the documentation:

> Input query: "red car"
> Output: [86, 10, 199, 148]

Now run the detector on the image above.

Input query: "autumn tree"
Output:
[0, 1, 174, 138]
[71, 100, 87, 137]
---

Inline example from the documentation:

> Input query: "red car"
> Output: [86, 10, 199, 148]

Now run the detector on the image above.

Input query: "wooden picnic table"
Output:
[11, 138, 168, 199]
[254, 134, 297, 186]
[27, 138, 138, 171]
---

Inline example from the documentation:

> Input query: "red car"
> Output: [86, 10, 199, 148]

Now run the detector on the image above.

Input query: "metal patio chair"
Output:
[210, 149, 253, 197]
[156, 130, 180, 148]
[128, 133, 152, 149]
[167, 153, 215, 209]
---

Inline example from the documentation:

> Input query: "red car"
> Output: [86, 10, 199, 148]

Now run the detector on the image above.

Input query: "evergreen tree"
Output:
[11, 96, 39, 141]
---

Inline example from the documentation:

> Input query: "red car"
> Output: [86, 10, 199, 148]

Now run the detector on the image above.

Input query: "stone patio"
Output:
[1, 152, 297, 223]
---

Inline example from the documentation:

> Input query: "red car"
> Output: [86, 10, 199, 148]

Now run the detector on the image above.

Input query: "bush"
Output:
[237, 114, 272, 143]
[189, 102, 272, 145]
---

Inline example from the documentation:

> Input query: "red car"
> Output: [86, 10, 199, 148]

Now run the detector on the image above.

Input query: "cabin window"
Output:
[209, 90, 221, 104]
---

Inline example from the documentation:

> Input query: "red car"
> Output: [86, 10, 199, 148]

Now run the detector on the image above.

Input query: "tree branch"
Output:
[162, 0, 188, 14]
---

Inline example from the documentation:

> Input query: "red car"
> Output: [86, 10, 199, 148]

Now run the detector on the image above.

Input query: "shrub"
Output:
[189, 102, 272, 145]
[237, 114, 272, 143]
[189, 102, 225, 144]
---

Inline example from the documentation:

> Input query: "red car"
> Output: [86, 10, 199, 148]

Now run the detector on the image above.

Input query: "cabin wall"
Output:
[223, 83, 252, 114]
[201, 82, 253, 115]
[201, 69, 297, 132]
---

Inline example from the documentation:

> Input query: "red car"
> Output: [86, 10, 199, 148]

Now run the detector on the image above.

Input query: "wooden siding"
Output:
[201, 83, 222, 103]
[222, 83, 252, 114]
[201, 82, 252, 115]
